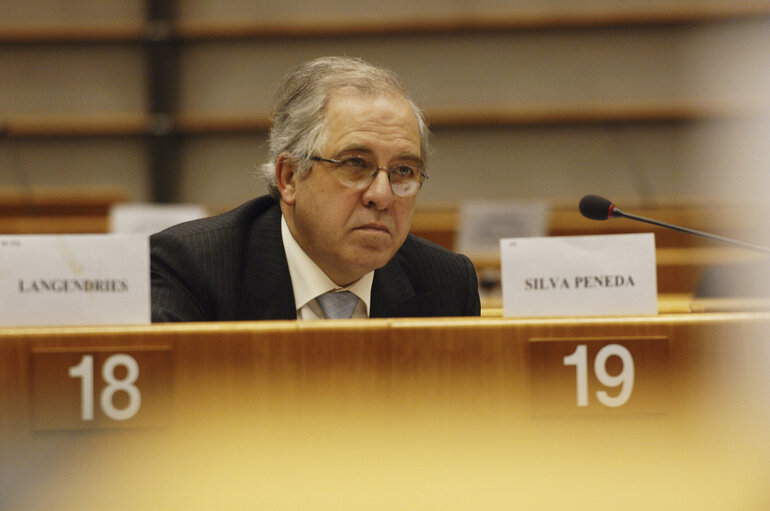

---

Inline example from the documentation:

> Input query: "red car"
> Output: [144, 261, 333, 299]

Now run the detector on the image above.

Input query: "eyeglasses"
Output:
[310, 154, 429, 198]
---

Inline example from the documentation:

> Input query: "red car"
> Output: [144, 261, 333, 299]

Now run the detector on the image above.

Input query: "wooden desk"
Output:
[411, 201, 769, 296]
[0, 188, 126, 234]
[2, 316, 768, 509]
[480, 294, 770, 315]
[472, 246, 767, 295]
[410, 201, 765, 250]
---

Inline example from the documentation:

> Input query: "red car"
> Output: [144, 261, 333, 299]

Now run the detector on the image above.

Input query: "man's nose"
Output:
[362, 169, 394, 210]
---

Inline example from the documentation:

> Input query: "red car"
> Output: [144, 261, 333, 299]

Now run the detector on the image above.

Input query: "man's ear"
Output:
[275, 153, 298, 205]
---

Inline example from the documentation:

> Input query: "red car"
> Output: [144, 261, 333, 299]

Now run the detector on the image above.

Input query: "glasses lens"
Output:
[324, 155, 425, 197]
[391, 181, 420, 197]
[335, 156, 377, 188]
[388, 164, 423, 197]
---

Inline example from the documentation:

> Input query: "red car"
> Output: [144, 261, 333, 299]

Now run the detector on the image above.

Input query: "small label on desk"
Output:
[0, 234, 150, 326]
[500, 233, 657, 317]
[528, 336, 669, 416]
[30, 346, 172, 430]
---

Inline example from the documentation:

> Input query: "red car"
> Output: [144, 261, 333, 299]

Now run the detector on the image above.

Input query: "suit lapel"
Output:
[236, 203, 297, 320]
[371, 257, 435, 318]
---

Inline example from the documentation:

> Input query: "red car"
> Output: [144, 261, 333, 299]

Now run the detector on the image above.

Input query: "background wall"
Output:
[1, 0, 769, 211]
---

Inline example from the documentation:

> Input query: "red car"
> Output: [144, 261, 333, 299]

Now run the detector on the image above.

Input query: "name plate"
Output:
[500, 233, 657, 317]
[30, 346, 172, 430]
[529, 336, 670, 416]
[455, 199, 549, 254]
[0, 235, 150, 326]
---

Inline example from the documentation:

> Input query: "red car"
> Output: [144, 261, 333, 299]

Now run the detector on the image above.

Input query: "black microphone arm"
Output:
[579, 194, 770, 255]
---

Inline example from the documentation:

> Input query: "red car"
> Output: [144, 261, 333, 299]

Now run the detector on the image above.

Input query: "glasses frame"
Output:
[310, 155, 429, 197]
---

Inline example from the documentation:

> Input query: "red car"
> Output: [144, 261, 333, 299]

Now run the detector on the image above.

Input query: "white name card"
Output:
[0, 235, 150, 326]
[500, 233, 657, 317]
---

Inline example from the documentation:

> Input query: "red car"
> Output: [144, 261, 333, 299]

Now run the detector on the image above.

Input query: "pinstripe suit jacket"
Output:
[150, 195, 480, 322]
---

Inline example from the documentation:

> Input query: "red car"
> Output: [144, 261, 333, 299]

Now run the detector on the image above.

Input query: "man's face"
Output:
[280, 90, 422, 286]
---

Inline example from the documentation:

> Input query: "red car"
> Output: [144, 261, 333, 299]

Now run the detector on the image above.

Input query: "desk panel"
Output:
[1, 316, 769, 510]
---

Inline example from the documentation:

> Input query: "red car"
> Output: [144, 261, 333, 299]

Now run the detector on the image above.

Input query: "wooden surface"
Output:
[473, 245, 766, 295]
[7, 96, 769, 138]
[410, 201, 765, 250]
[481, 294, 770, 315]
[3, 5, 769, 43]
[2, 191, 764, 296]
[412, 200, 768, 296]
[1, 314, 768, 509]
[0, 188, 127, 234]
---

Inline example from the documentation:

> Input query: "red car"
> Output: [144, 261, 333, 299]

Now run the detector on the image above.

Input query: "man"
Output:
[151, 56, 480, 321]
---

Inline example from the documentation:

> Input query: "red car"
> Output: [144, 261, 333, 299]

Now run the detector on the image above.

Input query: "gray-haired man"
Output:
[151, 56, 480, 321]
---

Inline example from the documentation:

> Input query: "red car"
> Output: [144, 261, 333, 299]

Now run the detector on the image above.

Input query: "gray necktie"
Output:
[316, 291, 360, 319]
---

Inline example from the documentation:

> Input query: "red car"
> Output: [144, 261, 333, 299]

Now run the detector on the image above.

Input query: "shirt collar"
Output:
[281, 215, 373, 315]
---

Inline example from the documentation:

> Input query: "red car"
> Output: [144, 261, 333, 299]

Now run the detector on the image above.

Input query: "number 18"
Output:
[68, 354, 142, 421]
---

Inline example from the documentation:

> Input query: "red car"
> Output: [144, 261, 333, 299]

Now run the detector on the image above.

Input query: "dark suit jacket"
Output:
[150, 195, 480, 321]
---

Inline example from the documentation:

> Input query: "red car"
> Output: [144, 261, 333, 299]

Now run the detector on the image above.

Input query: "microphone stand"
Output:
[610, 206, 770, 255]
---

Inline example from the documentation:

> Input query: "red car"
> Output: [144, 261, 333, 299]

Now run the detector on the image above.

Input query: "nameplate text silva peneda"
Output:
[500, 233, 657, 317]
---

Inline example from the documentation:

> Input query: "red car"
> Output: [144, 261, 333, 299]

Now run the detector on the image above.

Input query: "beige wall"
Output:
[2, 1, 769, 210]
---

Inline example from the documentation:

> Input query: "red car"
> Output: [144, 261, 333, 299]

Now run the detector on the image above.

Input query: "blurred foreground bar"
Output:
[1, 313, 768, 510]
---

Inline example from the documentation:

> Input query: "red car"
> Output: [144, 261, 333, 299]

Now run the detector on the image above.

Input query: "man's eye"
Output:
[393, 165, 416, 177]
[341, 157, 368, 168]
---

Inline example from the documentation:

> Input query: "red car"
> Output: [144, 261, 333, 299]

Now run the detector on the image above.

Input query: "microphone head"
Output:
[579, 194, 615, 220]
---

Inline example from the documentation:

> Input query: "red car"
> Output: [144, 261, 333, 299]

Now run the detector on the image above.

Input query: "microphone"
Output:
[579, 194, 770, 254]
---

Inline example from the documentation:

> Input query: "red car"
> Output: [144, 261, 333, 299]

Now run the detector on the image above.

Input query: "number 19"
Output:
[563, 344, 635, 407]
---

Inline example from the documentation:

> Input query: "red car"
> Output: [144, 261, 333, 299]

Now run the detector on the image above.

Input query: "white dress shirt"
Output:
[281, 215, 373, 319]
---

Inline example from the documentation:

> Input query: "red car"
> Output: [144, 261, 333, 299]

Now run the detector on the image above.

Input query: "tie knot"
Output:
[316, 290, 359, 319]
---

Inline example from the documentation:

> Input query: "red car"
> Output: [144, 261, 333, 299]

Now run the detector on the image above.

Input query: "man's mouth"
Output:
[356, 223, 390, 234]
